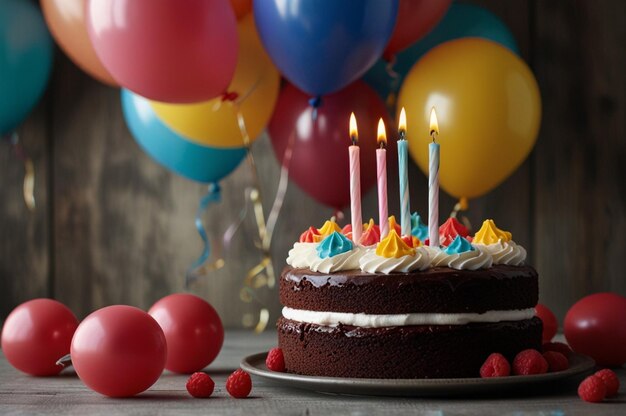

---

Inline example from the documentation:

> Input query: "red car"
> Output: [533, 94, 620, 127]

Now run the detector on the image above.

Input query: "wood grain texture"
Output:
[532, 0, 626, 319]
[1, 331, 625, 416]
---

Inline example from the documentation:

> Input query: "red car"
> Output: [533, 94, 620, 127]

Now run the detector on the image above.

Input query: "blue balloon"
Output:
[363, 3, 519, 100]
[254, 0, 399, 97]
[0, 0, 53, 134]
[121, 90, 246, 184]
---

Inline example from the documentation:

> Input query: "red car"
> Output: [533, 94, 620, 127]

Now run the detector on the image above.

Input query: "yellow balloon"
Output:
[151, 15, 280, 148]
[398, 38, 541, 199]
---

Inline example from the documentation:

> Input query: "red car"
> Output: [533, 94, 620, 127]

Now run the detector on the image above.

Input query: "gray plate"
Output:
[241, 351, 595, 397]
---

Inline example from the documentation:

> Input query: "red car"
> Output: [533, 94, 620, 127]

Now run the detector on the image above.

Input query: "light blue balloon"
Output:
[0, 0, 53, 134]
[363, 3, 519, 101]
[121, 90, 246, 184]
[254, 0, 399, 97]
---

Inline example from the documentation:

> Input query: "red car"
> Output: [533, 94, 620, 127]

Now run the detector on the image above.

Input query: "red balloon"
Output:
[383, 0, 452, 60]
[86, 0, 238, 103]
[269, 81, 395, 209]
[148, 293, 224, 374]
[71, 305, 167, 397]
[564, 293, 626, 366]
[535, 304, 558, 343]
[1, 299, 78, 376]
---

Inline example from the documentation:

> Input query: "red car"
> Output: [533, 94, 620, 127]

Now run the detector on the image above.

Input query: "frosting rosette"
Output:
[425, 235, 492, 270]
[359, 229, 430, 273]
[410, 212, 428, 241]
[438, 217, 470, 247]
[309, 232, 363, 273]
[286, 242, 318, 268]
[472, 219, 527, 265]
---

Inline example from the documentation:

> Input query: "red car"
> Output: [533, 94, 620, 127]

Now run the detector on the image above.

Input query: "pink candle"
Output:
[376, 118, 388, 240]
[348, 113, 362, 244]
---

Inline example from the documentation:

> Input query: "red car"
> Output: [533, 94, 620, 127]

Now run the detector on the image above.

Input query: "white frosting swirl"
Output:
[425, 245, 493, 270]
[359, 247, 431, 274]
[308, 246, 365, 273]
[286, 242, 318, 268]
[282, 307, 535, 328]
[474, 240, 527, 265]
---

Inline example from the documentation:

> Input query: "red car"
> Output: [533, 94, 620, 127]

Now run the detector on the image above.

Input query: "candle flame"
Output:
[429, 107, 439, 139]
[398, 107, 407, 134]
[349, 112, 358, 144]
[377, 118, 387, 147]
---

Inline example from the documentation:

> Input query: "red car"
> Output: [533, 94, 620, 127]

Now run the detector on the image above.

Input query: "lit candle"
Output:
[376, 118, 389, 240]
[428, 108, 440, 247]
[348, 113, 362, 244]
[397, 108, 410, 237]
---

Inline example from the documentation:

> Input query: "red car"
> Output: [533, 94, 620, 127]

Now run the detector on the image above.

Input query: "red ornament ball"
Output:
[148, 293, 224, 374]
[1, 299, 78, 376]
[71, 305, 167, 397]
[534, 304, 558, 342]
[564, 292, 626, 366]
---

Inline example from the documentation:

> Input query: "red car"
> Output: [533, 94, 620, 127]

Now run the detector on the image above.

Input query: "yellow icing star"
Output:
[473, 219, 513, 245]
[376, 229, 416, 258]
[388, 215, 399, 232]
[314, 219, 342, 242]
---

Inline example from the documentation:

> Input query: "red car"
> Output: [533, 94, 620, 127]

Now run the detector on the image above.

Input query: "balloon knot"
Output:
[208, 182, 221, 194]
[308, 96, 322, 108]
[221, 91, 239, 102]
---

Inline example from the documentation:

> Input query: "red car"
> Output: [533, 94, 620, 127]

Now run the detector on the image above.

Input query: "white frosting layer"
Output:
[286, 242, 318, 268]
[474, 240, 527, 265]
[425, 245, 493, 270]
[282, 307, 536, 328]
[359, 247, 430, 273]
[309, 246, 365, 273]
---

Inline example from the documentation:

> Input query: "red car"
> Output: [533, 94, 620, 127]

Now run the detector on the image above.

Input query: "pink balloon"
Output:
[269, 81, 396, 210]
[71, 305, 167, 397]
[383, 0, 451, 59]
[86, 0, 238, 103]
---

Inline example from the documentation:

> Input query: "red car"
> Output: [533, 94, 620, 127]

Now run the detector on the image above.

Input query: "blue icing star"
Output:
[444, 235, 475, 255]
[316, 231, 353, 259]
[410, 212, 428, 241]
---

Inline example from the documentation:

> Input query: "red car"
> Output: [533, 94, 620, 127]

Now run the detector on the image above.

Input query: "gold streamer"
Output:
[450, 197, 472, 231]
[3, 133, 35, 211]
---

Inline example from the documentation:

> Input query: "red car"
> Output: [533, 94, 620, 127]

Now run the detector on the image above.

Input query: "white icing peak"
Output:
[474, 240, 527, 265]
[359, 247, 430, 273]
[425, 245, 493, 270]
[286, 242, 364, 272]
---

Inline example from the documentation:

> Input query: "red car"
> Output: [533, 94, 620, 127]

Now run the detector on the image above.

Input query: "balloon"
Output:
[0, 0, 53, 134]
[254, 0, 399, 97]
[86, 0, 238, 103]
[535, 304, 558, 343]
[564, 293, 626, 367]
[41, 0, 116, 86]
[398, 38, 540, 200]
[151, 15, 280, 148]
[364, 3, 519, 100]
[230, 0, 252, 19]
[71, 305, 167, 397]
[269, 81, 395, 209]
[383, 0, 451, 59]
[122, 90, 246, 183]
[1, 299, 78, 376]
[148, 294, 224, 374]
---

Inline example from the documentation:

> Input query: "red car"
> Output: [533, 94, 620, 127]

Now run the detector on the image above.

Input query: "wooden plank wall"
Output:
[1, 0, 624, 327]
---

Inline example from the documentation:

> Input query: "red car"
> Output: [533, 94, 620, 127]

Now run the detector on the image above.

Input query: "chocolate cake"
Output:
[277, 217, 543, 379]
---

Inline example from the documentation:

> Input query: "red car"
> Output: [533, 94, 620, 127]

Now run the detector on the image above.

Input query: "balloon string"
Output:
[185, 183, 223, 288]
[3, 132, 35, 211]
[450, 197, 472, 232]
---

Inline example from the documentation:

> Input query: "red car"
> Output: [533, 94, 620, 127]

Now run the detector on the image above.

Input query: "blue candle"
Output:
[397, 108, 410, 237]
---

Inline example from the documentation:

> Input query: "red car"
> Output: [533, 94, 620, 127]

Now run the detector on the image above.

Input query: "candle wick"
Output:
[430, 131, 438, 143]
[399, 131, 406, 141]
[351, 135, 357, 146]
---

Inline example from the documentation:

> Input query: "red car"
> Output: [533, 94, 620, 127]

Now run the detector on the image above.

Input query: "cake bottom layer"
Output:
[278, 317, 543, 379]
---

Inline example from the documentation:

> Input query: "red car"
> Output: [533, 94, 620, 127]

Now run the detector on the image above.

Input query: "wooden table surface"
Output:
[0, 330, 624, 415]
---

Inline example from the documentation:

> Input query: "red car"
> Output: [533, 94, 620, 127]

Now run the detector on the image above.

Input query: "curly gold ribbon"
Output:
[3, 133, 35, 211]
[450, 197, 471, 231]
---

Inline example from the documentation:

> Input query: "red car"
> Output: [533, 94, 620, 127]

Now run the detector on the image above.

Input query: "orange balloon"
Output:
[230, 0, 252, 19]
[41, 0, 116, 86]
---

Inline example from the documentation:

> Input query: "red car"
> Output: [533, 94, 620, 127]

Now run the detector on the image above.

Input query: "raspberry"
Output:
[543, 351, 569, 372]
[542, 342, 573, 357]
[578, 375, 607, 403]
[595, 369, 620, 397]
[480, 353, 511, 378]
[226, 369, 252, 398]
[266, 348, 285, 372]
[186, 372, 215, 398]
[512, 349, 549, 375]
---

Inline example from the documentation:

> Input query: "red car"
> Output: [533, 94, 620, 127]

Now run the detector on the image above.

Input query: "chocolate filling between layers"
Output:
[281, 265, 538, 314]
[278, 316, 543, 379]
